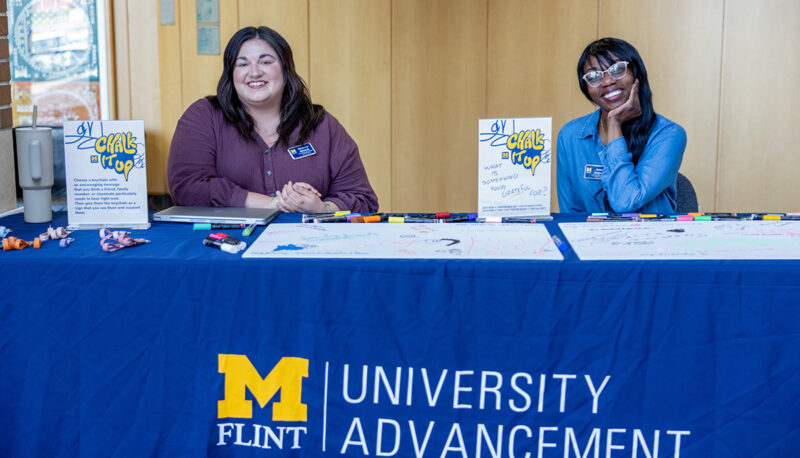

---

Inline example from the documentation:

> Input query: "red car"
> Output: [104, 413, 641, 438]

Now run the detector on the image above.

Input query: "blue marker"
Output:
[551, 235, 569, 252]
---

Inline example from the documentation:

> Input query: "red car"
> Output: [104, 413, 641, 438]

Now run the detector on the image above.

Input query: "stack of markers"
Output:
[203, 232, 247, 254]
[384, 212, 477, 223]
[301, 211, 479, 223]
[585, 212, 800, 222]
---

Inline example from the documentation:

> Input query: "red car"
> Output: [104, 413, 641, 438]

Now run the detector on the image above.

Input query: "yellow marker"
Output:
[763, 214, 781, 221]
[334, 211, 351, 216]
[638, 214, 658, 218]
[388, 216, 405, 223]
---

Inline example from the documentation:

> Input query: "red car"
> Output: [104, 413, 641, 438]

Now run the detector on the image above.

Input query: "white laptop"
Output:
[152, 206, 280, 225]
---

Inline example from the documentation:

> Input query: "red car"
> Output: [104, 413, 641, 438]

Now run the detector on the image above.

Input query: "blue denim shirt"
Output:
[556, 110, 686, 213]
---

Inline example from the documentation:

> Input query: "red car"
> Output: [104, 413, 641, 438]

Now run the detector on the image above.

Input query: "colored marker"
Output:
[209, 232, 243, 245]
[501, 217, 535, 223]
[693, 215, 712, 221]
[363, 215, 382, 223]
[403, 217, 437, 223]
[763, 214, 782, 221]
[193, 223, 244, 230]
[388, 216, 405, 223]
[313, 216, 349, 223]
[551, 235, 568, 252]
[302, 211, 349, 222]
[439, 215, 470, 223]
[242, 223, 257, 237]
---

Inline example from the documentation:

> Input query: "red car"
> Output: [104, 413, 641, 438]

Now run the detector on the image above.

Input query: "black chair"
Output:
[675, 172, 698, 213]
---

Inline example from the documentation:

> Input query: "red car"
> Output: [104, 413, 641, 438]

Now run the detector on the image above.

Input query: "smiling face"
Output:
[232, 38, 285, 111]
[582, 54, 635, 113]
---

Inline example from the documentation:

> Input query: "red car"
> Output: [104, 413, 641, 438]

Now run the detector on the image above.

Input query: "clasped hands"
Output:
[274, 181, 333, 213]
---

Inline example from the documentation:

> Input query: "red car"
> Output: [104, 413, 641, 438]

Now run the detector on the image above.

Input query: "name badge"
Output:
[287, 143, 316, 160]
[584, 164, 604, 180]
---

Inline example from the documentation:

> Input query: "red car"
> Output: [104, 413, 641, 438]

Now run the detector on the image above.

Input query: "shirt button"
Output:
[269, 192, 276, 197]
[266, 170, 272, 176]
[264, 148, 269, 155]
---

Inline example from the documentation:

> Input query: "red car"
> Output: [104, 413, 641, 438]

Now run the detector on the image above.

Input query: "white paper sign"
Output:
[63, 120, 149, 229]
[560, 221, 800, 260]
[243, 223, 563, 260]
[478, 117, 552, 218]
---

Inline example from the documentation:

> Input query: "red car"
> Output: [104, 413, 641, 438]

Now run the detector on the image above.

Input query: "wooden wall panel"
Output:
[600, 0, 723, 212]
[238, 0, 309, 84]
[125, 1, 164, 192]
[136, 1, 800, 210]
[157, 0, 184, 194]
[392, 0, 488, 212]
[112, 0, 130, 119]
[309, 0, 392, 210]
[488, 0, 597, 212]
[178, 0, 239, 109]
[717, 0, 800, 212]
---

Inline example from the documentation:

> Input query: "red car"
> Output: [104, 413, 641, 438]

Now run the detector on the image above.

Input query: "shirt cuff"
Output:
[598, 136, 631, 166]
[228, 187, 249, 208]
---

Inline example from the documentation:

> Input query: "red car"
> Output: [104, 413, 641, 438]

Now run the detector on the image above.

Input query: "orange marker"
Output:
[363, 215, 381, 223]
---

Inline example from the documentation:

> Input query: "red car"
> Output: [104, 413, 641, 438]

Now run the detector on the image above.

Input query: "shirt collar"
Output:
[579, 109, 601, 140]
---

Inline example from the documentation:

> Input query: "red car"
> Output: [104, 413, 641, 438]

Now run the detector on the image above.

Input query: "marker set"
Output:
[585, 212, 800, 222]
[202, 232, 247, 254]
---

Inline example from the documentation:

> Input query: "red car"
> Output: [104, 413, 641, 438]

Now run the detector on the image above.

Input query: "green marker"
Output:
[242, 223, 257, 237]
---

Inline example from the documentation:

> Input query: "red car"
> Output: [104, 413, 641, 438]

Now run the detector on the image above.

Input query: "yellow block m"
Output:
[218, 354, 308, 421]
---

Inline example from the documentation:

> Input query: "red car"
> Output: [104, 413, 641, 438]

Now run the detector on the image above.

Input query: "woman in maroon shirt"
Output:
[167, 26, 378, 213]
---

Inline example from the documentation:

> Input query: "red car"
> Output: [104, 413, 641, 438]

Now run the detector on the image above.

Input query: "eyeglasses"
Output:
[582, 61, 629, 87]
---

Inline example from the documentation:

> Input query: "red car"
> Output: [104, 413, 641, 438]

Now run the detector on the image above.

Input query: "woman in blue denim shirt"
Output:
[556, 38, 686, 213]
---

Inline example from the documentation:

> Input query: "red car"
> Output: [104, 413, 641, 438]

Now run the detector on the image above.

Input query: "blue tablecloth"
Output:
[1, 212, 799, 457]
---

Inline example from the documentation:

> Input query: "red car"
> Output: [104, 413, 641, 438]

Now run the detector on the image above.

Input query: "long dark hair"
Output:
[209, 26, 325, 144]
[577, 38, 656, 164]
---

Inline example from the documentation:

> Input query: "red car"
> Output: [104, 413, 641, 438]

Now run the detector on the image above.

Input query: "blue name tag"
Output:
[584, 164, 604, 180]
[287, 143, 317, 160]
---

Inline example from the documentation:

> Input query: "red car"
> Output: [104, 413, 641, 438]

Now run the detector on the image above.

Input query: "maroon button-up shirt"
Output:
[167, 98, 378, 213]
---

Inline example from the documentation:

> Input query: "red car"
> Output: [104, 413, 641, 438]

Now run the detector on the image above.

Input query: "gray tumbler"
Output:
[15, 126, 54, 223]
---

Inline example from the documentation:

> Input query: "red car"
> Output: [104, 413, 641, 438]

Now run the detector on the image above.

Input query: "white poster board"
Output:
[63, 120, 149, 229]
[243, 223, 563, 260]
[478, 117, 552, 218]
[560, 221, 800, 260]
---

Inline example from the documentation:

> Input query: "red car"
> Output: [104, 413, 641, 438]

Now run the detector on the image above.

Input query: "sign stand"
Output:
[63, 120, 149, 230]
[478, 117, 552, 218]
